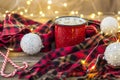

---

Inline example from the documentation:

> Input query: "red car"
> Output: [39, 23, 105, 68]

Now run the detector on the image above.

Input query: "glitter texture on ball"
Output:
[20, 33, 43, 55]
[104, 42, 120, 66]
[100, 17, 118, 35]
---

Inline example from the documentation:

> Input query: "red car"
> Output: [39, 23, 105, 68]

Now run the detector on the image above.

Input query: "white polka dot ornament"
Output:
[20, 33, 43, 55]
[104, 42, 120, 66]
[100, 17, 119, 35]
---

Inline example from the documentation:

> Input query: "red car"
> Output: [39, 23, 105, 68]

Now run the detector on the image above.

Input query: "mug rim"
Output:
[55, 16, 87, 26]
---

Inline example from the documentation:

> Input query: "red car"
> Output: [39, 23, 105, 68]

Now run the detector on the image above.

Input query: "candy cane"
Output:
[0, 49, 28, 77]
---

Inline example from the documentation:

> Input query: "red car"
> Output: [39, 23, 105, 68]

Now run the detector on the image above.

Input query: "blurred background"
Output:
[0, 0, 120, 22]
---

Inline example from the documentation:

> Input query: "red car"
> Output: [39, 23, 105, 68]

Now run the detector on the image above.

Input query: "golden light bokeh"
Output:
[0, 0, 120, 22]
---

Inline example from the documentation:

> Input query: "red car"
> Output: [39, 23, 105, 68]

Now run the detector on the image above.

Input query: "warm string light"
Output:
[81, 60, 86, 65]
[24, 9, 28, 13]
[2, 11, 105, 20]
[5, 10, 9, 13]
[100, 31, 103, 34]
[3, 14, 6, 18]
[63, 3, 67, 7]
[75, 11, 78, 15]
[90, 65, 95, 70]
[20, 11, 23, 15]
[26, 1, 31, 5]
[80, 14, 84, 18]
[11, 11, 15, 14]
[41, 13, 45, 17]
[8, 48, 14, 51]
[39, 11, 45, 17]
[97, 11, 103, 16]
[80, 41, 100, 71]
[105, 33, 108, 36]
[0, 0, 115, 20]
[69, 11, 79, 15]
[1, 0, 120, 22]
[55, 16, 59, 18]
[90, 13, 96, 19]
[55, 11, 59, 14]
[39, 11, 43, 15]
[30, 13, 33, 17]
[47, 5, 51, 10]
[117, 39, 119, 42]
[70, 11, 75, 15]
[26, 0, 33, 5]
[117, 16, 120, 21]
[48, 0, 52, 4]
[118, 11, 120, 15]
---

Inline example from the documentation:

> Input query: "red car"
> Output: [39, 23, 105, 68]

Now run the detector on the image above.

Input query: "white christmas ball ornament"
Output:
[100, 17, 118, 35]
[20, 33, 43, 55]
[104, 42, 120, 66]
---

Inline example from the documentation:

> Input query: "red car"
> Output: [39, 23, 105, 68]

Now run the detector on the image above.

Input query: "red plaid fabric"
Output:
[1, 13, 118, 80]
[0, 13, 54, 52]
[1, 29, 30, 51]
[86, 20, 100, 37]
[40, 44, 107, 80]
[87, 20, 100, 31]
[11, 13, 42, 26]
[2, 13, 24, 36]
[0, 13, 99, 52]
[0, 21, 3, 34]
[0, 21, 4, 47]
[75, 54, 120, 80]
[34, 20, 55, 52]
[0, 13, 31, 51]
[17, 33, 106, 80]
[12, 13, 54, 52]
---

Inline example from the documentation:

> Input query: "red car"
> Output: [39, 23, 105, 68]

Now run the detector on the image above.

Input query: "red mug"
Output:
[55, 16, 87, 48]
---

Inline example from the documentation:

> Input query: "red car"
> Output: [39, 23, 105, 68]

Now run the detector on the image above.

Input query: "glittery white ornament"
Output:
[104, 42, 120, 66]
[100, 17, 118, 35]
[20, 33, 43, 55]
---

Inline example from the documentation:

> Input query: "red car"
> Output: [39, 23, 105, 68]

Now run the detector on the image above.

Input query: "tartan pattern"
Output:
[17, 33, 105, 80]
[76, 54, 120, 80]
[35, 20, 55, 52]
[0, 21, 3, 34]
[0, 13, 119, 80]
[87, 20, 100, 31]
[0, 13, 54, 52]
[0, 21, 4, 47]
[34, 20, 53, 34]
[11, 13, 42, 26]
[41, 45, 107, 80]
[2, 13, 22, 36]
[19, 41, 120, 80]
[0, 13, 99, 52]
[1, 29, 30, 51]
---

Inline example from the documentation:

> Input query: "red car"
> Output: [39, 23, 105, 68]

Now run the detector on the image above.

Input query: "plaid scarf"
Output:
[1, 13, 119, 80]
[11, 13, 42, 26]
[39, 45, 107, 80]
[0, 13, 98, 52]
[17, 33, 107, 80]
[17, 36, 118, 80]
[0, 13, 54, 52]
